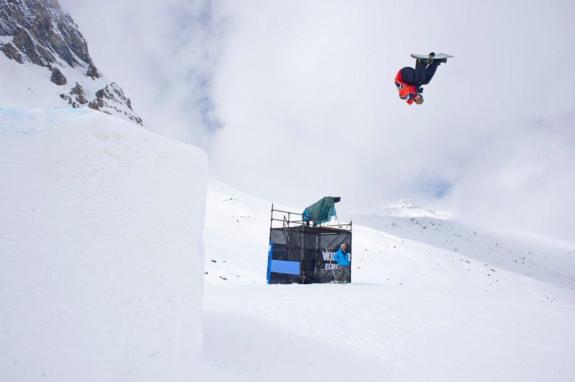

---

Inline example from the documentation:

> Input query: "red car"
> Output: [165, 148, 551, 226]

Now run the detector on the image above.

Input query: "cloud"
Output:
[209, 0, 575, 241]
[60, 0, 223, 144]
[453, 114, 575, 240]
[61, 0, 575, 241]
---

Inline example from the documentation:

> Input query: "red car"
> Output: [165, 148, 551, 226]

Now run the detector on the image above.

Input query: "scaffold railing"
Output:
[269, 204, 352, 231]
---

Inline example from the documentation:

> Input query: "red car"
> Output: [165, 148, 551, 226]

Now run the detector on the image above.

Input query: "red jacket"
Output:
[394, 71, 418, 105]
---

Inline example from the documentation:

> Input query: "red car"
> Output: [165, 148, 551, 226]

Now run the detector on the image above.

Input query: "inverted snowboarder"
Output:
[394, 52, 451, 105]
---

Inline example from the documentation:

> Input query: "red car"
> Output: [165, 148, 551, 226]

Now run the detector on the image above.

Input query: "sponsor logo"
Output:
[322, 251, 335, 261]
[324, 263, 339, 271]
[322, 250, 340, 271]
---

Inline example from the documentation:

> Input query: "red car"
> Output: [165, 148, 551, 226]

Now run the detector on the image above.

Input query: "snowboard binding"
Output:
[411, 52, 451, 65]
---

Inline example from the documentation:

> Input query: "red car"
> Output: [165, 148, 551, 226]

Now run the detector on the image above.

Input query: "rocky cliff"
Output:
[0, 0, 142, 125]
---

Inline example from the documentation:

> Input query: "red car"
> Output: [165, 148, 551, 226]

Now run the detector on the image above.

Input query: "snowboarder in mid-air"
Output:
[395, 52, 450, 105]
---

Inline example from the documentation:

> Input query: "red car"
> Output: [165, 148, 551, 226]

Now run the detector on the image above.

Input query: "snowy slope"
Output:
[0, 54, 105, 107]
[204, 179, 575, 289]
[0, 108, 207, 382]
[200, 179, 575, 381]
[203, 178, 282, 284]
[352, 212, 575, 290]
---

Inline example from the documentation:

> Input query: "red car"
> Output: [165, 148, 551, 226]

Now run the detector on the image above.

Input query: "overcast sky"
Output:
[61, 0, 575, 242]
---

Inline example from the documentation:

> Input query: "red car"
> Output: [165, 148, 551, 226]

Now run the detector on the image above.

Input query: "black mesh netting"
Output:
[268, 226, 352, 284]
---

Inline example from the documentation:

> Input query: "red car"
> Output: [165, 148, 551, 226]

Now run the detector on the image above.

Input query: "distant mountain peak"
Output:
[387, 199, 417, 210]
[365, 199, 453, 220]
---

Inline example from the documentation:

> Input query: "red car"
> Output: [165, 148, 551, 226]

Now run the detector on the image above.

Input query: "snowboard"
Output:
[410, 53, 454, 60]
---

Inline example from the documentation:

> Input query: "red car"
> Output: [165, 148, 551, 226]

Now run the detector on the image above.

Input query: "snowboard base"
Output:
[410, 53, 454, 60]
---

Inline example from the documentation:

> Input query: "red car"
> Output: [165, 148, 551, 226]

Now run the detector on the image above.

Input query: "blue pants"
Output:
[400, 60, 440, 86]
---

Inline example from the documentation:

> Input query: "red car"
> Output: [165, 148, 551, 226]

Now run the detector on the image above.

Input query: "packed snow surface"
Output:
[1, 108, 575, 382]
[200, 179, 575, 381]
[0, 108, 208, 382]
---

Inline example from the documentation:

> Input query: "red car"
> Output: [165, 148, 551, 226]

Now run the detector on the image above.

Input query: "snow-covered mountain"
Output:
[203, 182, 575, 290]
[0, 0, 142, 124]
[2, 2, 575, 381]
[199, 179, 575, 381]
[361, 198, 454, 219]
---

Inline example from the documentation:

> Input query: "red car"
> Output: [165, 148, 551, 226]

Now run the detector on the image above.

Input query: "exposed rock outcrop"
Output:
[88, 83, 143, 126]
[50, 66, 66, 85]
[0, 41, 24, 63]
[1, 0, 94, 68]
[69, 82, 87, 103]
[60, 82, 87, 107]
[86, 63, 100, 79]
